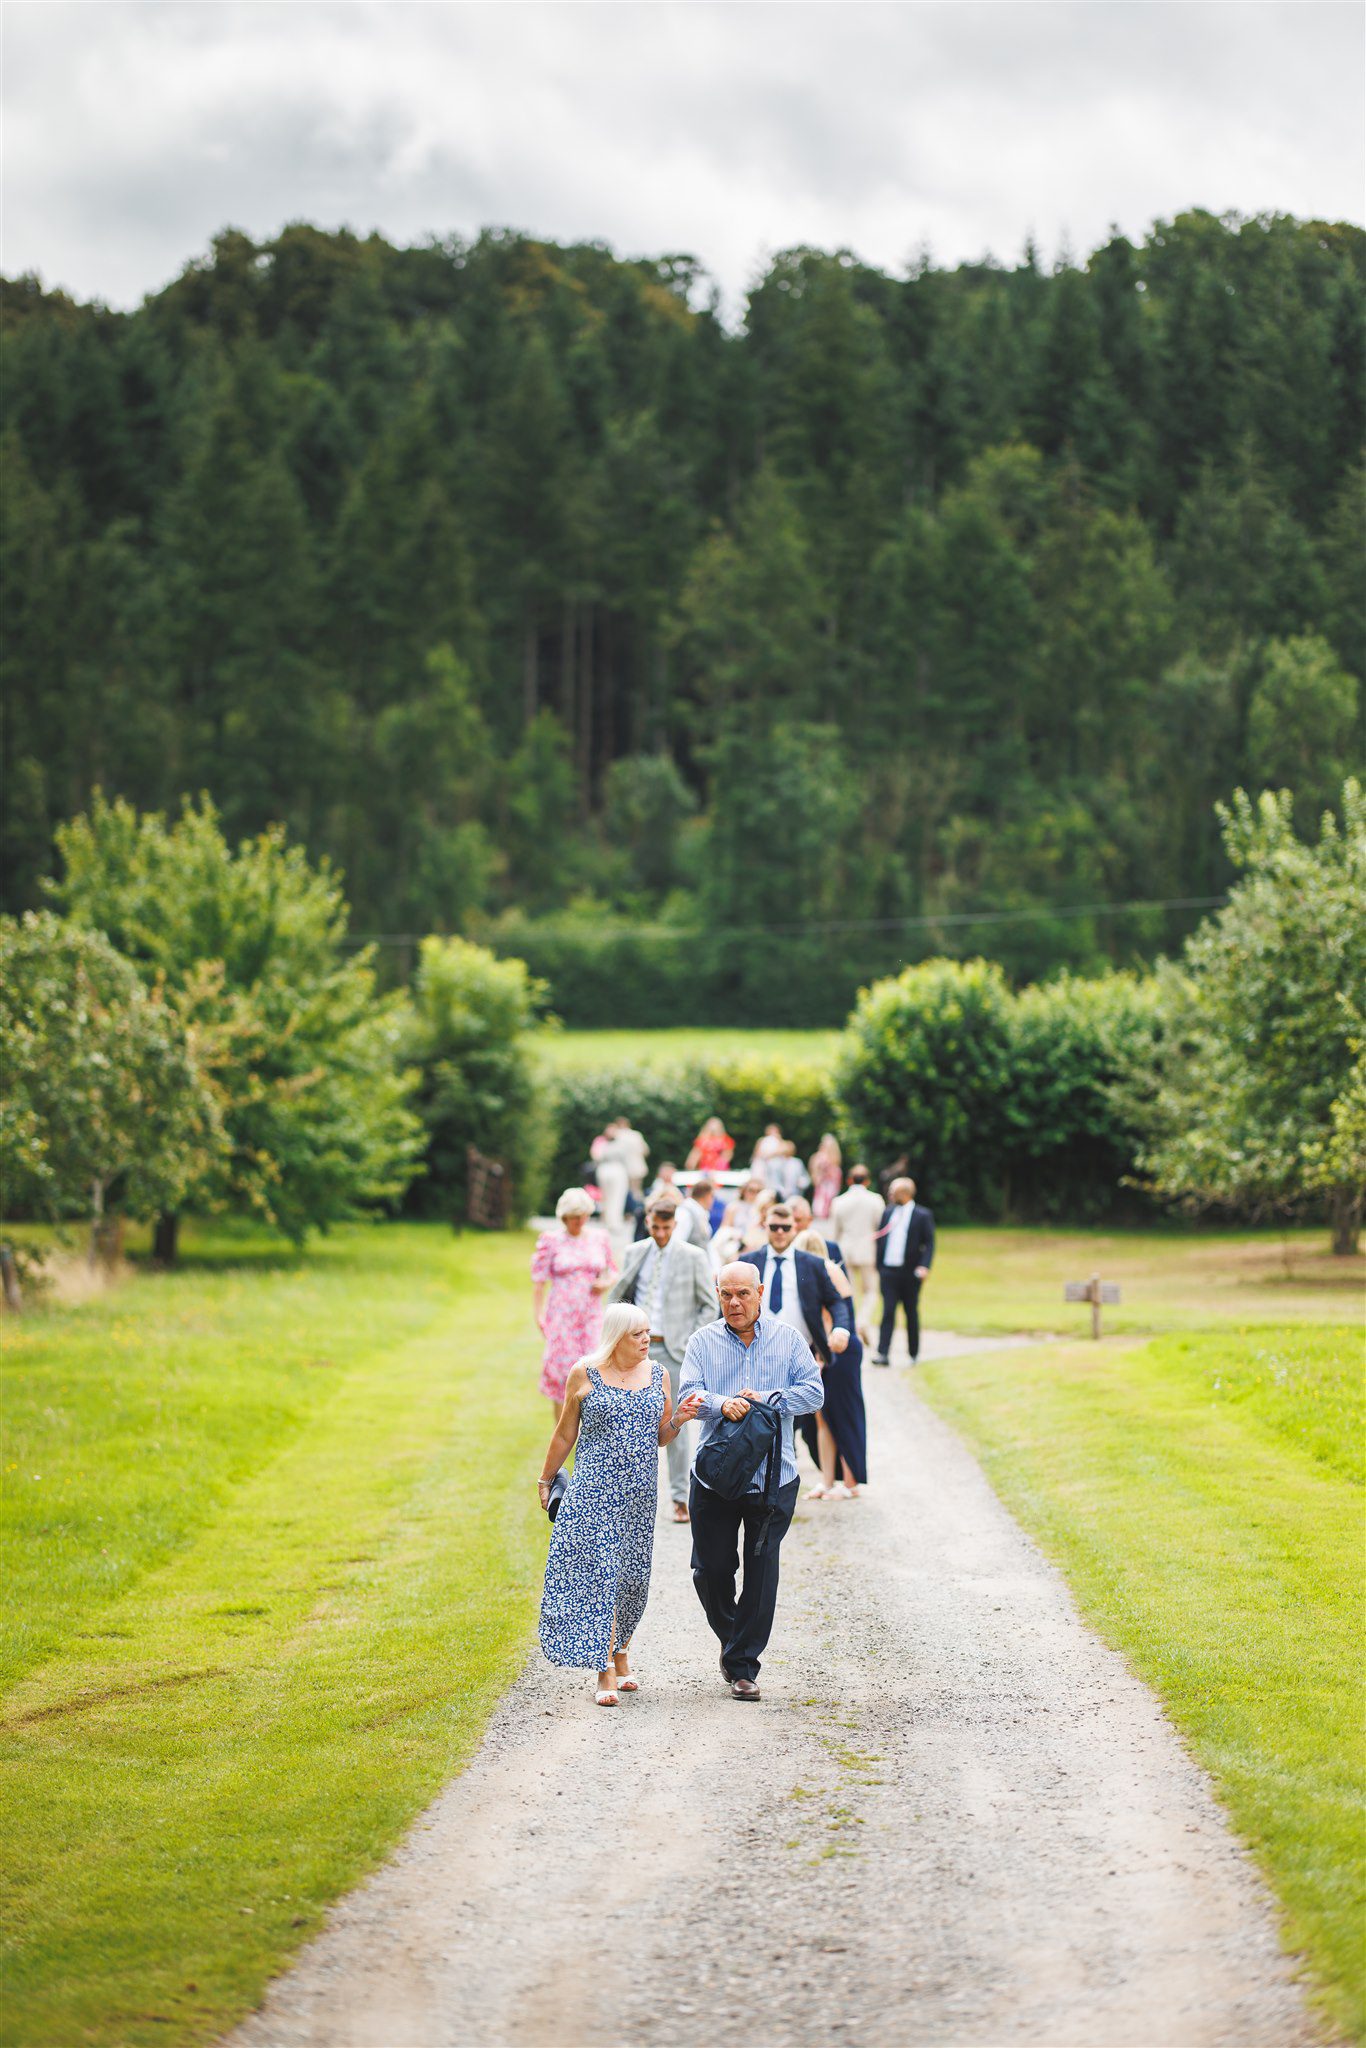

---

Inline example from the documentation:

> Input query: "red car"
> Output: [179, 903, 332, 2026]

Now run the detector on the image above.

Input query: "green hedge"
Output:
[1001, 974, 1165, 1220]
[538, 967, 1158, 1221]
[834, 959, 1160, 1222]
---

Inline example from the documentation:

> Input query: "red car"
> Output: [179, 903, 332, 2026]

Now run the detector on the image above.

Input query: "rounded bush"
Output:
[835, 958, 1018, 1219]
[1003, 974, 1163, 1220]
[836, 957, 1158, 1220]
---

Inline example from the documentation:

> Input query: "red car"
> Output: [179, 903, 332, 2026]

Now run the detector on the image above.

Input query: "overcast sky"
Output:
[4, 1, 1362, 320]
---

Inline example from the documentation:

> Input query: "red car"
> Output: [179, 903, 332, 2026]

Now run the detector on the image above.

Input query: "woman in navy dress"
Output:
[538, 1304, 702, 1705]
[795, 1227, 868, 1499]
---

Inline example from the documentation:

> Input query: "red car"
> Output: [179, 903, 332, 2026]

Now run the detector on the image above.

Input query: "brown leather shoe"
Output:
[730, 1677, 761, 1701]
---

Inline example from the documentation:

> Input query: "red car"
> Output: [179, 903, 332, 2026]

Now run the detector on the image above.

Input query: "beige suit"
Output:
[832, 1183, 884, 1331]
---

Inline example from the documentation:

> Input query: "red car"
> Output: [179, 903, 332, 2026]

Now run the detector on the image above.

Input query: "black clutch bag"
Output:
[545, 1466, 569, 1521]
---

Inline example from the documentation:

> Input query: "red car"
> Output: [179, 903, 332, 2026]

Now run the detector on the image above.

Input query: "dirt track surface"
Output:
[226, 1332, 1325, 2048]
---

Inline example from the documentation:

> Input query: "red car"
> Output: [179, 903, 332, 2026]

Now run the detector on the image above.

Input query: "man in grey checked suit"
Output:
[608, 1190, 716, 1522]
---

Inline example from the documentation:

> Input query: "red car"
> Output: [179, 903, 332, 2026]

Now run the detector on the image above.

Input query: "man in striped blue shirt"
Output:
[678, 1261, 824, 1700]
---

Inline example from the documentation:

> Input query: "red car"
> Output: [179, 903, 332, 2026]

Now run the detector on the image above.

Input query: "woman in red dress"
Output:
[686, 1115, 735, 1174]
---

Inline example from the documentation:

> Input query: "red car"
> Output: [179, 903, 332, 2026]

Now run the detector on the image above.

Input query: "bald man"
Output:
[677, 1262, 823, 1701]
[872, 1176, 935, 1365]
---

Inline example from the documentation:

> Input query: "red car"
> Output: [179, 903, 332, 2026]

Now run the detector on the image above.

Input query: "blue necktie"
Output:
[770, 1255, 784, 1313]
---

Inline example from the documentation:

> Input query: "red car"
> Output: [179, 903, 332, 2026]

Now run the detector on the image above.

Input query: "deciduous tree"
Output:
[0, 912, 219, 1257]
[49, 795, 423, 1255]
[1131, 783, 1366, 1251]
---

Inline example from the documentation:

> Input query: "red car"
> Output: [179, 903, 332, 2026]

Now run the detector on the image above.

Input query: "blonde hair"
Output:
[555, 1187, 596, 1220]
[583, 1303, 650, 1375]
[795, 1228, 829, 1257]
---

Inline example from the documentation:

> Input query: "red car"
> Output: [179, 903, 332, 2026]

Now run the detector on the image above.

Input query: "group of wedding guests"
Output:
[584, 1113, 850, 1239]
[532, 1119, 935, 1708]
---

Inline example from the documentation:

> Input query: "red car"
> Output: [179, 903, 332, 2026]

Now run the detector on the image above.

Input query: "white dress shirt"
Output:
[639, 1241, 671, 1334]
[762, 1249, 816, 1346]
[884, 1200, 915, 1269]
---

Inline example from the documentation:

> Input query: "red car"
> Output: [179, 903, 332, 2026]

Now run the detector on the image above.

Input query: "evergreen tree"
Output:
[1245, 635, 1362, 825]
[3, 209, 1363, 1007]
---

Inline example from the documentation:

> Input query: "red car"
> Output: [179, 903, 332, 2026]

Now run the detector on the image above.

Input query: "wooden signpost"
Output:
[1064, 1273, 1121, 1339]
[466, 1145, 509, 1230]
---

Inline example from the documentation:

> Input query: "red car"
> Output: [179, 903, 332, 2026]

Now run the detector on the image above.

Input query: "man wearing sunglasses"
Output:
[739, 1204, 854, 1364]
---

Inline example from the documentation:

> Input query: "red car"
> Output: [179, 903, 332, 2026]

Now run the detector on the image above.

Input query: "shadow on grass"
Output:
[144, 1240, 310, 1278]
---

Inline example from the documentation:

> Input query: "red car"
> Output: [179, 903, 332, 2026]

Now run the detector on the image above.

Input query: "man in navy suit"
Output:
[739, 1203, 854, 1363]
[872, 1177, 934, 1365]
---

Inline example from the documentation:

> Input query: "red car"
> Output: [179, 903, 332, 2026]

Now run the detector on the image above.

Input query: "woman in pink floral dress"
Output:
[531, 1188, 618, 1404]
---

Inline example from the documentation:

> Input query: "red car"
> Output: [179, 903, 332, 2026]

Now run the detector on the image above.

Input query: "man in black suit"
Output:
[739, 1203, 855, 1362]
[872, 1177, 934, 1366]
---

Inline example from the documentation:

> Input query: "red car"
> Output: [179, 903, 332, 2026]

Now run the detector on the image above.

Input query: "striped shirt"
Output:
[677, 1314, 824, 1492]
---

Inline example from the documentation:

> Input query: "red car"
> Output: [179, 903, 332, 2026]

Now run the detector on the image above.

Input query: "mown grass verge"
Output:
[926, 1224, 1364, 1336]
[918, 1321, 1365, 2043]
[1, 1223, 546, 2048]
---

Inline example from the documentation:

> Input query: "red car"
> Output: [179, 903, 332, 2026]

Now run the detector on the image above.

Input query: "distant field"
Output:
[532, 1027, 843, 1071]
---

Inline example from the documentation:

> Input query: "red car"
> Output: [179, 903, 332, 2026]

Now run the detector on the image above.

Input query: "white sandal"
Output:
[594, 1686, 619, 1707]
[616, 1672, 640, 1693]
[804, 1481, 831, 1499]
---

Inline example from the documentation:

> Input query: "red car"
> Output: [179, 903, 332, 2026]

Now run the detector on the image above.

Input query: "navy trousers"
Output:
[878, 1266, 922, 1360]
[689, 1474, 799, 1683]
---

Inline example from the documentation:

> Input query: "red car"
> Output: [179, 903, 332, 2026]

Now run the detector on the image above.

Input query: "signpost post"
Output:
[1064, 1273, 1121, 1339]
[466, 1145, 509, 1230]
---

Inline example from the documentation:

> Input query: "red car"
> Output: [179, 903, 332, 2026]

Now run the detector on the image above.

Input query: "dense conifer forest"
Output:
[3, 210, 1362, 1019]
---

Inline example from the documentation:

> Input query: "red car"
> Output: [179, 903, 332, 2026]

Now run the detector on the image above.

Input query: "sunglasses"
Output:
[767, 1220, 795, 1232]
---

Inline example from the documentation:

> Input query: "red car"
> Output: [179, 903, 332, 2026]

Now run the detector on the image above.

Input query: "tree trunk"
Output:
[577, 603, 594, 810]
[154, 1212, 181, 1267]
[89, 1178, 105, 1269]
[0, 1246, 22, 1313]
[1329, 1182, 1361, 1257]
[651, 639, 668, 752]
[560, 594, 576, 730]
[522, 609, 538, 722]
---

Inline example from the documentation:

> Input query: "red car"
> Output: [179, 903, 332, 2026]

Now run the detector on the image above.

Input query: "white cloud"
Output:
[3, 1, 1362, 318]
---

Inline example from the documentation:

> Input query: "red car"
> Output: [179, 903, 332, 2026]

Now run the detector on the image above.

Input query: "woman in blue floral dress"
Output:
[538, 1304, 702, 1705]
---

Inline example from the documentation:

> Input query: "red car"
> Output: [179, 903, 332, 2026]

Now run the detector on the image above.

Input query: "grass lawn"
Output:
[1, 1223, 547, 2048]
[531, 1025, 843, 1071]
[925, 1223, 1365, 1336]
[918, 1316, 1365, 2042]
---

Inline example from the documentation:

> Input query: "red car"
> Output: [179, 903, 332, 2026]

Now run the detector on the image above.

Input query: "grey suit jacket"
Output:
[608, 1237, 716, 1365]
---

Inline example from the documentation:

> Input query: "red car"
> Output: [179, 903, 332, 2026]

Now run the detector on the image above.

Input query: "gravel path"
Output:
[227, 1332, 1325, 2048]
